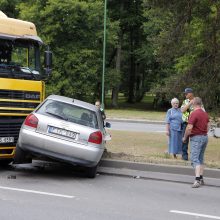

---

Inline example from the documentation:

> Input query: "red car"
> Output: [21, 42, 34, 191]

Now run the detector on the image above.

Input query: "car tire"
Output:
[86, 165, 98, 178]
[13, 145, 31, 164]
[0, 159, 13, 166]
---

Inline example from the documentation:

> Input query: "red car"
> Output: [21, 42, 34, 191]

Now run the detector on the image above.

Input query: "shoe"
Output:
[182, 157, 188, 161]
[200, 179, 205, 185]
[192, 180, 200, 188]
[182, 155, 188, 160]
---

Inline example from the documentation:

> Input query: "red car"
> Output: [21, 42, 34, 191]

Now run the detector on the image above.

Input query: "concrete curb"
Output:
[99, 159, 220, 187]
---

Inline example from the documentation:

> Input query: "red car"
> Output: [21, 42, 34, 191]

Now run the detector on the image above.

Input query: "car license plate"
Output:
[48, 126, 77, 139]
[0, 137, 14, 143]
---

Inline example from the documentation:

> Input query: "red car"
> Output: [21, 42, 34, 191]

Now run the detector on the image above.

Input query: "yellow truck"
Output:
[0, 11, 52, 165]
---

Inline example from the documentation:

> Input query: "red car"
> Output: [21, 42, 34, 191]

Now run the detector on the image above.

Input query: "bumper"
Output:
[18, 128, 104, 167]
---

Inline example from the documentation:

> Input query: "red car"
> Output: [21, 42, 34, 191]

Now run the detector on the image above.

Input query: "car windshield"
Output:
[37, 99, 99, 129]
[0, 39, 41, 80]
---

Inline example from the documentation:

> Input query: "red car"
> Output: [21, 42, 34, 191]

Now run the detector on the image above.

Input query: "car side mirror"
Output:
[44, 46, 52, 75]
[105, 122, 111, 128]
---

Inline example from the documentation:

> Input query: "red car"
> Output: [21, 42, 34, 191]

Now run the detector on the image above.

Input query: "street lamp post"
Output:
[102, 0, 107, 109]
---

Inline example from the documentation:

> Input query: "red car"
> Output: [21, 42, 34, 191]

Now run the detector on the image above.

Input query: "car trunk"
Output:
[35, 114, 96, 146]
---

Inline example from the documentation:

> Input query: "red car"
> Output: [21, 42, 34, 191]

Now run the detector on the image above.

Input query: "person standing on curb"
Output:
[95, 100, 110, 153]
[95, 100, 106, 121]
[182, 97, 209, 188]
[181, 88, 195, 160]
[165, 98, 183, 159]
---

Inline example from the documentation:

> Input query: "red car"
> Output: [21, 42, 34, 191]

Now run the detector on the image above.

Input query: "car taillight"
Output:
[88, 131, 102, 144]
[24, 114, 39, 128]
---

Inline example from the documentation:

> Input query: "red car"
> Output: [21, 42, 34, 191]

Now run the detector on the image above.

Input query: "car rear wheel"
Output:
[86, 165, 98, 178]
[0, 159, 13, 166]
[13, 145, 32, 164]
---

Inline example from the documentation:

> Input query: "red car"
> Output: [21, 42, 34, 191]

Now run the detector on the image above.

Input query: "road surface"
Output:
[0, 161, 219, 220]
[108, 120, 165, 133]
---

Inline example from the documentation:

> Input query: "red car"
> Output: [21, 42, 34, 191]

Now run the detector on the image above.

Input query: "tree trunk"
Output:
[128, 28, 135, 103]
[111, 2, 124, 107]
[112, 36, 122, 107]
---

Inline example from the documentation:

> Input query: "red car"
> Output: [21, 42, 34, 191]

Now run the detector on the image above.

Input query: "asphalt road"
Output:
[0, 161, 220, 220]
[107, 119, 214, 136]
[108, 120, 166, 133]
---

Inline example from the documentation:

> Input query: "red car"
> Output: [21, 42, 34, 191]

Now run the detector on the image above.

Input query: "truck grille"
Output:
[0, 116, 25, 147]
[0, 101, 39, 109]
[0, 89, 40, 100]
[0, 89, 40, 114]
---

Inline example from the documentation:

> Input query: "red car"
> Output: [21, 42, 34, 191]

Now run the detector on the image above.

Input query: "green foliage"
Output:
[142, 0, 220, 113]
[105, 68, 121, 90]
[15, 0, 119, 102]
[2, 0, 219, 113]
[0, 0, 21, 17]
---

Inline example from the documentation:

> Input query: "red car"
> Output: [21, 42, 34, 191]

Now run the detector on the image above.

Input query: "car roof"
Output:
[46, 95, 98, 112]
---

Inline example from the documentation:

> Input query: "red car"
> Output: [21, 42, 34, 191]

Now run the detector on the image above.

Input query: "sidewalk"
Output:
[99, 159, 220, 187]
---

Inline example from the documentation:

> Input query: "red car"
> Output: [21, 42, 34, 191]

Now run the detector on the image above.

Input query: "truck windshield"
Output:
[0, 39, 41, 80]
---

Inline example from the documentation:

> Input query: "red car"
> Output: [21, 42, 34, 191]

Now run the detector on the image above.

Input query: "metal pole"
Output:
[102, 0, 107, 109]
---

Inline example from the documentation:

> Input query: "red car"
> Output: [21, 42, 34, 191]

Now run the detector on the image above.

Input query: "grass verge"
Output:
[104, 130, 220, 169]
[105, 94, 166, 121]
[105, 109, 166, 121]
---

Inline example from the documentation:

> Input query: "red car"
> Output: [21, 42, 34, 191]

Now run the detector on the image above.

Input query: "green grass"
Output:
[105, 130, 220, 168]
[105, 93, 166, 121]
[105, 93, 155, 110]
[105, 109, 166, 121]
[103, 93, 220, 168]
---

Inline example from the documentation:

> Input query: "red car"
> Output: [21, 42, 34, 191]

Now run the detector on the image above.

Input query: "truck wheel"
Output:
[86, 165, 98, 178]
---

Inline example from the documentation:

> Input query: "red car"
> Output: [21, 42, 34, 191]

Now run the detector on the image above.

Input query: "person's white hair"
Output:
[171, 97, 179, 104]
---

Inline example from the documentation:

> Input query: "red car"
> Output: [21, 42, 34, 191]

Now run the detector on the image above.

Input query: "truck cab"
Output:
[0, 11, 51, 165]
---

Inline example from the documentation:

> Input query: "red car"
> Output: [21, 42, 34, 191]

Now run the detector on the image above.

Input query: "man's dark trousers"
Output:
[182, 122, 189, 160]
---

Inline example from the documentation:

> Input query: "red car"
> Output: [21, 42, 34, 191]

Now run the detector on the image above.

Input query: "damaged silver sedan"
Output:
[14, 95, 111, 178]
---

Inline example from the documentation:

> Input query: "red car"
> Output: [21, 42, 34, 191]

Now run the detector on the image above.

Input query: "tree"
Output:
[5, 0, 219, 112]
[0, 0, 21, 17]
[108, 0, 149, 104]
[142, 0, 220, 112]
[17, 0, 119, 102]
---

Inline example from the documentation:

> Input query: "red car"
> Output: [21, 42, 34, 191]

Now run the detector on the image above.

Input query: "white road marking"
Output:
[170, 210, 220, 219]
[0, 186, 74, 199]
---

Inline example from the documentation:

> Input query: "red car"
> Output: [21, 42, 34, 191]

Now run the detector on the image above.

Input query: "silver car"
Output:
[14, 95, 111, 178]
